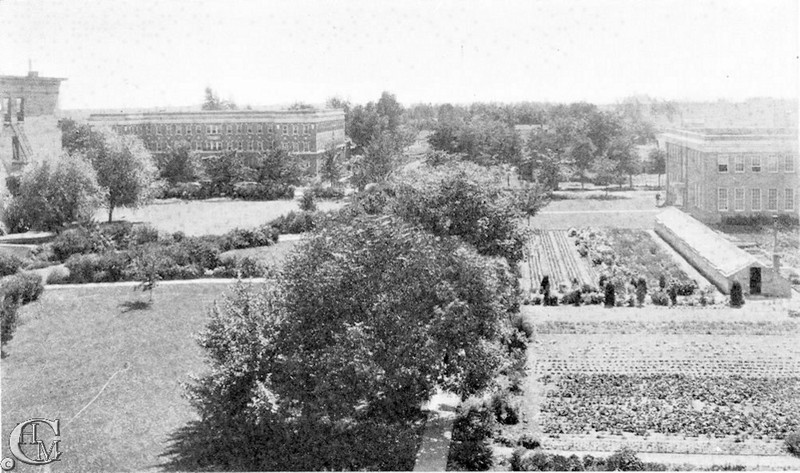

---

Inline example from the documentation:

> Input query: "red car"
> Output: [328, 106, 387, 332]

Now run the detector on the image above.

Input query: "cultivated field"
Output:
[522, 230, 598, 292]
[95, 198, 343, 236]
[504, 306, 800, 465]
[1, 283, 234, 472]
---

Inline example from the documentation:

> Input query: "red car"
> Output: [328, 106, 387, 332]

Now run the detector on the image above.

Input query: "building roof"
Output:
[87, 108, 344, 124]
[655, 207, 760, 277]
[657, 127, 798, 153]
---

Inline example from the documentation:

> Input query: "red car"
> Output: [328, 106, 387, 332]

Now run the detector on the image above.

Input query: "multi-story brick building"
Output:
[0, 72, 66, 187]
[88, 109, 346, 175]
[658, 128, 799, 223]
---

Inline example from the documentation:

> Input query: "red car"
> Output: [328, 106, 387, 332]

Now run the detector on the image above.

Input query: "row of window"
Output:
[717, 154, 795, 173]
[717, 187, 795, 212]
[117, 123, 316, 136]
[153, 140, 313, 153]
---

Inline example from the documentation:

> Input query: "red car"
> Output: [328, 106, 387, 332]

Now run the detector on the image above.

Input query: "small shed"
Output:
[655, 208, 791, 298]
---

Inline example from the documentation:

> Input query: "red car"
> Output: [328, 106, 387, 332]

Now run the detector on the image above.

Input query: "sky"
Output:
[0, 0, 797, 109]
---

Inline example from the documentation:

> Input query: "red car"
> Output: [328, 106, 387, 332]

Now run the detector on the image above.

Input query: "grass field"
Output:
[499, 305, 800, 463]
[220, 239, 299, 267]
[1, 283, 238, 472]
[528, 190, 662, 230]
[95, 198, 343, 236]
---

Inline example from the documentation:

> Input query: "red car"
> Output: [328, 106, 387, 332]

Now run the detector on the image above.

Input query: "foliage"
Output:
[308, 183, 345, 200]
[1, 272, 44, 306]
[3, 155, 104, 232]
[721, 214, 799, 228]
[604, 283, 615, 307]
[429, 116, 523, 168]
[87, 128, 158, 222]
[605, 447, 644, 471]
[0, 253, 22, 277]
[131, 244, 163, 301]
[651, 289, 669, 306]
[267, 210, 318, 234]
[786, 432, 800, 457]
[392, 162, 529, 265]
[51, 226, 110, 262]
[64, 251, 131, 283]
[635, 277, 647, 306]
[201, 87, 237, 110]
[447, 399, 495, 471]
[349, 133, 403, 190]
[730, 281, 744, 308]
[156, 142, 201, 184]
[1, 298, 19, 349]
[319, 146, 343, 186]
[299, 190, 316, 212]
[186, 216, 518, 468]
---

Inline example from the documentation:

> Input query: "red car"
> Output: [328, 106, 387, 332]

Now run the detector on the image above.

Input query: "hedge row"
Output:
[1, 272, 45, 350]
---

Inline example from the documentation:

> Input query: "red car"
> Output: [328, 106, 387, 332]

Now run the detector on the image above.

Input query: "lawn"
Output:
[0, 283, 238, 472]
[499, 305, 800, 461]
[220, 239, 300, 267]
[95, 198, 343, 236]
[527, 190, 662, 230]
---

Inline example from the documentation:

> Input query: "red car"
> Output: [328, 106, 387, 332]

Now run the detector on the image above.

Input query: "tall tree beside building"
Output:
[202, 87, 237, 111]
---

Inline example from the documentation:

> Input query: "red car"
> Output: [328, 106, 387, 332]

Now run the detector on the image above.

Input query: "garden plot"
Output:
[523, 230, 598, 291]
[508, 307, 800, 458]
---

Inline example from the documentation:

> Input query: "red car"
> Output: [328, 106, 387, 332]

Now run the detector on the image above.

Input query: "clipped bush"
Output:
[604, 283, 615, 308]
[540, 275, 551, 295]
[517, 434, 541, 450]
[1, 272, 44, 305]
[730, 280, 744, 308]
[668, 284, 678, 305]
[51, 227, 99, 261]
[1, 299, 20, 348]
[658, 274, 667, 289]
[268, 211, 318, 234]
[64, 252, 131, 283]
[0, 253, 22, 277]
[635, 277, 647, 307]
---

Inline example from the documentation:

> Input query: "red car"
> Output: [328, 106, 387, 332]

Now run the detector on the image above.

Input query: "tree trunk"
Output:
[658, 173, 662, 188]
[629, 174, 633, 189]
[108, 204, 114, 223]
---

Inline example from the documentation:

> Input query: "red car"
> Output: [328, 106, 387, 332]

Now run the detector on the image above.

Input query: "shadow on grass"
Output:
[157, 414, 428, 471]
[119, 300, 153, 313]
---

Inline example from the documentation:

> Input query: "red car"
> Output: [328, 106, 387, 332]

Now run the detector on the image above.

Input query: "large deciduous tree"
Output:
[184, 215, 518, 470]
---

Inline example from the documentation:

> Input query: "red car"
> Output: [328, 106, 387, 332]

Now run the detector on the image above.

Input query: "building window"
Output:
[157, 125, 162, 135]
[196, 142, 202, 151]
[293, 124, 298, 135]
[786, 188, 795, 211]
[767, 188, 778, 211]
[751, 188, 762, 211]
[187, 125, 192, 136]
[751, 155, 762, 172]
[293, 142, 299, 152]
[266, 123, 272, 133]
[227, 141, 233, 150]
[734, 155, 745, 173]
[238, 141, 243, 151]
[257, 124, 263, 134]
[734, 188, 745, 211]
[768, 155, 779, 173]
[258, 141, 263, 151]
[717, 188, 728, 211]
[195, 125, 201, 134]
[283, 125, 288, 135]
[237, 124, 243, 134]
[303, 141, 310, 152]
[717, 155, 729, 173]
[786, 155, 796, 173]
[227, 125, 232, 134]
[247, 124, 253, 134]
[176, 125, 182, 135]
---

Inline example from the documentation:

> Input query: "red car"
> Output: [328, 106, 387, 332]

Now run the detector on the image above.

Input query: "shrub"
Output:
[562, 289, 582, 306]
[1, 299, 20, 348]
[511, 313, 534, 339]
[1, 273, 44, 305]
[0, 253, 22, 277]
[651, 290, 669, 306]
[300, 190, 317, 212]
[219, 226, 278, 251]
[730, 280, 744, 308]
[129, 225, 160, 246]
[517, 434, 541, 450]
[309, 184, 345, 200]
[785, 431, 800, 457]
[268, 211, 317, 234]
[635, 277, 647, 307]
[490, 390, 519, 425]
[447, 400, 495, 471]
[668, 284, 678, 305]
[64, 252, 131, 283]
[540, 275, 551, 294]
[236, 256, 267, 278]
[605, 447, 644, 471]
[45, 267, 70, 285]
[658, 274, 667, 289]
[604, 283, 615, 308]
[51, 227, 99, 261]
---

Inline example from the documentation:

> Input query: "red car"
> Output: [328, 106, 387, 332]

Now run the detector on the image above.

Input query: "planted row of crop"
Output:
[539, 373, 800, 440]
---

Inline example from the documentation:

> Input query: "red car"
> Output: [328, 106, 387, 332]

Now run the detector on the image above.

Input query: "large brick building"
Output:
[0, 72, 66, 186]
[88, 109, 346, 174]
[658, 128, 799, 223]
